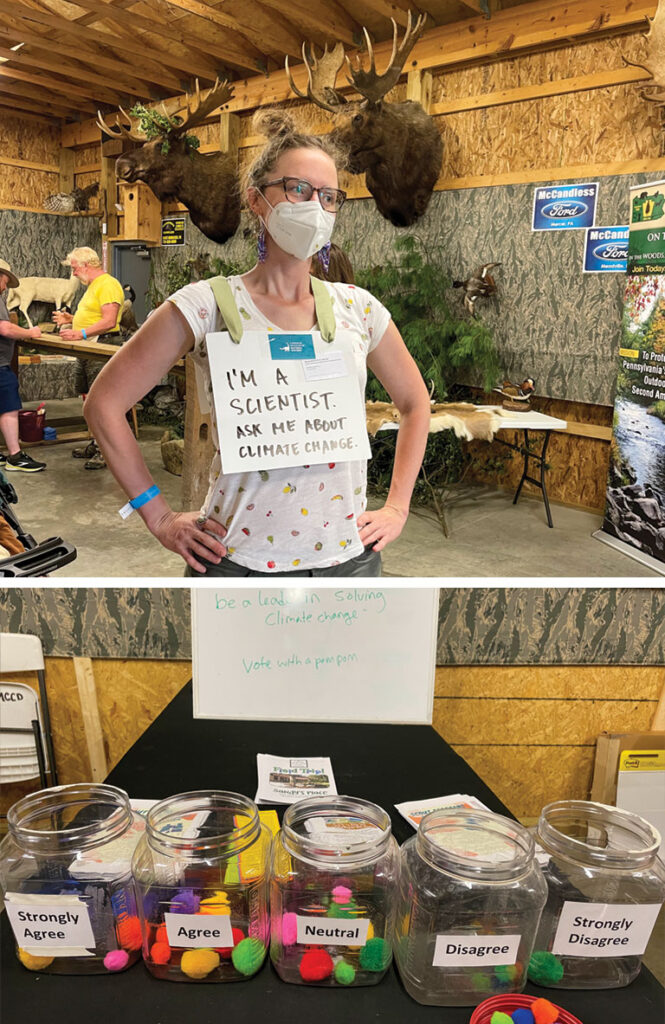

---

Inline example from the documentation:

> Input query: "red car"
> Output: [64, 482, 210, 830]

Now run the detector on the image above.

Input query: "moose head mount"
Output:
[97, 80, 241, 245]
[286, 13, 443, 227]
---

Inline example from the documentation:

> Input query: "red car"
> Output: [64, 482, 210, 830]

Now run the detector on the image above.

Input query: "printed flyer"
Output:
[255, 753, 337, 804]
[532, 181, 598, 231]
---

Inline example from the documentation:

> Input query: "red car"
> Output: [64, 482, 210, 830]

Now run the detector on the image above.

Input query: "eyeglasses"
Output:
[260, 177, 346, 213]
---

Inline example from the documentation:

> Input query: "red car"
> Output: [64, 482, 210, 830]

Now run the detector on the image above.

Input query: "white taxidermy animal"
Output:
[6, 274, 81, 328]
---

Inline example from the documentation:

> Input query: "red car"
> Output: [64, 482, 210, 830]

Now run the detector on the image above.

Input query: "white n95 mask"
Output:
[261, 197, 335, 260]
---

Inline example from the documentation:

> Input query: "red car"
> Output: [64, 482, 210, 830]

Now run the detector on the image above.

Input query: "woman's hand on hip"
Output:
[150, 510, 227, 572]
[356, 504, 408, 552]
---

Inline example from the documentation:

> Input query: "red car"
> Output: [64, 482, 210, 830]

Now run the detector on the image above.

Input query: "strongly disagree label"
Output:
[296, 915, 370, 947]
[5, 894, 95, 952]
[433, 933, 521, 967]
[164, 911, 233, 948]
[552, 901, 663, 957]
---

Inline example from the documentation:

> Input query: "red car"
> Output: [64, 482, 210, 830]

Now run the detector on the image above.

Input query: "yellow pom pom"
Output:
[180, 948, 220, 979]
[348, 921, 374, 952]
[199, 891, 230, 916]
[18, 948, 55, 971]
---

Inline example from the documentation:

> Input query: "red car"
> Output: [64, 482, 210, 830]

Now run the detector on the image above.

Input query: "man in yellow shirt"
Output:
[53, 247, 124, 469]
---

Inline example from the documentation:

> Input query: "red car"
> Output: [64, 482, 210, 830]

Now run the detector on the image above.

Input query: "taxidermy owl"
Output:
[44, 182, 100, 213]
[453, 262, 501, 316]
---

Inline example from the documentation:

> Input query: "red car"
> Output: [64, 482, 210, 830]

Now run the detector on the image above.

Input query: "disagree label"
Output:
[432, 933, 521, 967]
[164, 911, 234, 948]
[5, 894, 95, 953]
[551, 901, 662, 957]
[295, 915, 370, 947]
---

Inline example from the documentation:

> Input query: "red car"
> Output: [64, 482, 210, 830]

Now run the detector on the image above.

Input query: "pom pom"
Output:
[150, 941, 172, 965]
[282, 912, 298, 946]
[299, 948, 334, 982]
[531, 998, 559, 1024]
[327, 899, 357, 918]
[104, 949, 130, 972]
[495, 962, 520, 983]
[199, 890, 230, 915]
[231, 937, 266, 976]
[116, 915, 143, 951]
[180, 948, 220, 979]
[332, 885, 353, 904]
[217, 927, 245, 958]
[334, 959, 356, 986]
[512, 1010, 535, 1024]
[18, 948, 54, 971]
[155, 923, 168, 944]
[252, 108, 296, 140]
[170, 888, 200, 914]
[490, 1014, 513, 1024]
[358, 936, 391, 972]
[348, 921, 374, 951]
[528, 951, 564, 986]
[471, 971, 492, 993]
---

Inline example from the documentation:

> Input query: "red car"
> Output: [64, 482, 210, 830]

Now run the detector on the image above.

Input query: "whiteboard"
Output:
[192, 587, 438, 724]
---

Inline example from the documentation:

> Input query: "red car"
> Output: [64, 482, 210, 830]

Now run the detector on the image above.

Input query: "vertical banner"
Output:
[595, 181, 665, 573]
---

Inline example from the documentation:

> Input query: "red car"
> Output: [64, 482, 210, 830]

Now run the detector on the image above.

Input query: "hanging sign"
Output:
[532, 182, 598, 231]
[583, 226, 628, 273]
[629, 180, 665, 274]
[206, 329, 371, 473]
[161, 217, 186, 246]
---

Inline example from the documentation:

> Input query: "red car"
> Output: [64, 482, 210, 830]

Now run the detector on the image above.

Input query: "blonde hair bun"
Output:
[252, 108, 297, 139]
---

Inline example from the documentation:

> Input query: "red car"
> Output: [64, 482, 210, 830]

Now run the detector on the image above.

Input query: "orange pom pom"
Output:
[117, 915, 143, 951]
[155, 923, 168, 944]
[532, 998, 559, 1024]
[151, 941, 172, 965]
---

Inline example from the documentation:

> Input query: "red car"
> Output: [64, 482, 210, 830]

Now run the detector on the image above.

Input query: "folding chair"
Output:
[0, 632, 58, 788]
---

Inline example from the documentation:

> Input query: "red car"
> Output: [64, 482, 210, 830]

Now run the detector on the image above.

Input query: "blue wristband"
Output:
[130, 485, 160, 509]
[81, 328, 87, 340]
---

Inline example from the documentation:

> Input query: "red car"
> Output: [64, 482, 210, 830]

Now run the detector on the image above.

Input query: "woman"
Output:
[85, 112, 430, 576]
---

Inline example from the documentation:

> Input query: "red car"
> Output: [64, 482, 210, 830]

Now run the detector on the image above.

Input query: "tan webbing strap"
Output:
[310, 276, 336, 343]
[208, 276, 243, 343]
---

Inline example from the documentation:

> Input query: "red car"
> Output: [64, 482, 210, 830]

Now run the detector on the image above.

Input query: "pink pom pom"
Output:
[331, 885, 352, 905]
[104, 949, 130, 972]
[282, 912, 298, 946]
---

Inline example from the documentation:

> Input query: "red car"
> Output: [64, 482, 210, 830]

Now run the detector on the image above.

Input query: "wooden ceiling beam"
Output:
[161, 0, 303, 57]
[0, 79, 95, 114]
[0, 59, 129, 107]
[0, 99, 61, 123]
[336, 0, 413, 27]
[257, 0, 361, 46]
[0, 43, 144, 100]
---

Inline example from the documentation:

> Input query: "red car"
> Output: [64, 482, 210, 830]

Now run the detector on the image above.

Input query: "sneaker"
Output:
[84, 449, 106, 470]
[5, 450, 46, 473]
[72, 440, 98, 459]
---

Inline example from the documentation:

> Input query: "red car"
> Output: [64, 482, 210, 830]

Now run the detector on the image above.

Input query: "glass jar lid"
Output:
[416, 809, 536, 881]
[145, 790, 261, 858]
[7, 783, 134, 854]
[536, 800, 661, 870]
[282, 795, 392, 866]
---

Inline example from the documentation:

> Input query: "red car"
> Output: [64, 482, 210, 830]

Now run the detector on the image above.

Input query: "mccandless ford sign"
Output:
[584, 226, 629, 273]
[532, 182, 598, 230]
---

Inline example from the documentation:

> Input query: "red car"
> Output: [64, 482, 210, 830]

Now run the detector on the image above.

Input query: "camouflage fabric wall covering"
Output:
[150, 173, 651, 407]
[0, 588, 662, 664]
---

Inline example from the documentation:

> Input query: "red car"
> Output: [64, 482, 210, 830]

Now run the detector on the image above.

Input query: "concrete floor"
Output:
[2, 398, 659, 578]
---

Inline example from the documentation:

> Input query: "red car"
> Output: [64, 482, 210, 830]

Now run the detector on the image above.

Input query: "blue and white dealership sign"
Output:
[583, 226, 628, 273]
[532, 182, 598, 231]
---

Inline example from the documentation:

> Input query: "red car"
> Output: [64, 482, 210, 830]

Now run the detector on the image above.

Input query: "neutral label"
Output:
[552, 901, 663, 957]
[295, 915, 370, 947]
[164, 911, 233, 948]
[433, 933, 521, 967]
[5, 893, 95, 954]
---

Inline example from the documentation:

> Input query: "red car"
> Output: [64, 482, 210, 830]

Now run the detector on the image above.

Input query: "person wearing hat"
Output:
[0, 260, 46, 473]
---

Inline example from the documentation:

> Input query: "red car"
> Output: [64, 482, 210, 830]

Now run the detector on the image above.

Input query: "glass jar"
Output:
[0, 783, 143, 975]
[394, 808, 548, 1006]
[132, 790, 271, 982]
[270, 795, 399, 987]
[530, 799, 665, 990]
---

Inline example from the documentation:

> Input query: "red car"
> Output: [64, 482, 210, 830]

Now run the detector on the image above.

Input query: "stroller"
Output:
[0, 469, 76, 576]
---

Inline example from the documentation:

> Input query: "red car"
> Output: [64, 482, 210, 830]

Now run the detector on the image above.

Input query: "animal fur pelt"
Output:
[366, 401, 502, 441]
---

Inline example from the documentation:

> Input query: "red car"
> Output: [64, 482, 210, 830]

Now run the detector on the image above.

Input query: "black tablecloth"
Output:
[2, 683, 664, 1023]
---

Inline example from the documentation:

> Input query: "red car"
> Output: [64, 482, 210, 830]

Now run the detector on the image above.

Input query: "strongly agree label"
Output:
[552, 902, 663, 957]
[5, 893, 95, 953]
[296, 915, 370, 947]
[433, 933, 521, 967]
[164, 911, 233, 948]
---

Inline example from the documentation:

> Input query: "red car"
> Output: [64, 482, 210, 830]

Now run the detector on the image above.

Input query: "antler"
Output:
[346, 11, 427, 104]
[285, 41, 346, 114]
[171, 78, 235, 135]
[96, 108, 146, 142]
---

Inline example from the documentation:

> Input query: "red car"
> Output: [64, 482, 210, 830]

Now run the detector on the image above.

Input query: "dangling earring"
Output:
[257, 226, 267, 264]
[317, 241, 331, 276]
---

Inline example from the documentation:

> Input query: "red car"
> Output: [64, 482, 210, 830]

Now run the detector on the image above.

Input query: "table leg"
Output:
[511, 429, 554, 528]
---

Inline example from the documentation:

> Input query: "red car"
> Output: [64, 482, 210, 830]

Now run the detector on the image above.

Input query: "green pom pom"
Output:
[528, 950, 564, 985]
[471, 971, 492, 992]
[231, 937, 266, 976]
[358, 937, 391, 972]
[490, 1014, 513, 1024]
[334, 960, 356, 986]
[495, 963, 519, 982]
[327, 900, 357, 919]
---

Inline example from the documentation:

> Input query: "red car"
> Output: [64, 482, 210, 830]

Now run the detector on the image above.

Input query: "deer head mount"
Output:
[625, 0, 665, 104]
[97, 80, 241, 245]
[286, 13, 443, 227]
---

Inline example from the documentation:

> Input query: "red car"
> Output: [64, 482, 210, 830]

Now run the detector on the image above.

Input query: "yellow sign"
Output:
[619, 348, 639, 359]
[619, 750, 665, 772]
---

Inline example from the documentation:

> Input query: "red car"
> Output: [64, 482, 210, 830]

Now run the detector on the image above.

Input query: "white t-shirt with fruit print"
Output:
[169, 274, 391, 572]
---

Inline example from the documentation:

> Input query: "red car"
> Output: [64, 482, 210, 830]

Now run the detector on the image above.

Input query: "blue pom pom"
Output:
[512, 1010, 535, 1024]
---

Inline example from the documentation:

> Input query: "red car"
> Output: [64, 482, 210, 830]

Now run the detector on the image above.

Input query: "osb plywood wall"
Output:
[0, 111, 60, 209]
[433, 665, 664, 820]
